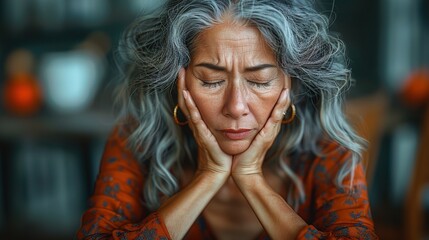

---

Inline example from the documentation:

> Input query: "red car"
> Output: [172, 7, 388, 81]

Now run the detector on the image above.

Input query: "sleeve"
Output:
[76, 126, 172, 240]
[295, 144, 379, 240]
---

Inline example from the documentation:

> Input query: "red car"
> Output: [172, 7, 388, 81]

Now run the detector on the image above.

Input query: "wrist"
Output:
[196, 150, 232, 176]
[231, 171, 265, 189]
[197, 165, 230, 176]
[194, 169, 230, 186]
[231, 165, 263, 179]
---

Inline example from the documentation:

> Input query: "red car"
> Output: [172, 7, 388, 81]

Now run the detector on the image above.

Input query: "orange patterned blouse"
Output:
[77, 127, 378, 239]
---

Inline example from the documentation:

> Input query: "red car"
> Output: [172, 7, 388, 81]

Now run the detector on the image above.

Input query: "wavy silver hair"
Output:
[115, 0, 365, 210]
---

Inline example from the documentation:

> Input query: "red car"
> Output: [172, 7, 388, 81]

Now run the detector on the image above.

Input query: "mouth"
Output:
[221, 128, 253, 140]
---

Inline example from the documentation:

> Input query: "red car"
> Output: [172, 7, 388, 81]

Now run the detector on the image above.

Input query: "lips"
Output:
[221, 128, 253, 140]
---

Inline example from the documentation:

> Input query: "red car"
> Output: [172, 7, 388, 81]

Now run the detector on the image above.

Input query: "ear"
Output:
[176, 67, 189, 116]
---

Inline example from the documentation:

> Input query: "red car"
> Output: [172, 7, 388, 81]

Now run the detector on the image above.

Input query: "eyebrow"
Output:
[194, 63, 277, 72]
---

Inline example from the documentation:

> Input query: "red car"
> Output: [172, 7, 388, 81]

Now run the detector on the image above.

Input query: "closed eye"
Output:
[201, 80, 225, 88]
[247, 79, 273, 89]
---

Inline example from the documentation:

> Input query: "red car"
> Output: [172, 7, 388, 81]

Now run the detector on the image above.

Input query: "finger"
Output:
[182, 90, 219, 148]
[253, 88, 291, 146]
[271, 88, 291, 125]
[176, 68, 190, 117]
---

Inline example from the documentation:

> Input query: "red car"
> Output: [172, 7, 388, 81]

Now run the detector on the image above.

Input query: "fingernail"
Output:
[183, 90, 188, 99]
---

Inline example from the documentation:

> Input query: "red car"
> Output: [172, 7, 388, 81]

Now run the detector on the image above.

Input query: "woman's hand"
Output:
[227, 89, 306, 240]
[231, 88, 291, 177]
[183, 90, 233, 174]
[178, 69, 232, 176]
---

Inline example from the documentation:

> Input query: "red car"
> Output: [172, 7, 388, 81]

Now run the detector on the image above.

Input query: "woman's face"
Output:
[182, 22, 290, 155]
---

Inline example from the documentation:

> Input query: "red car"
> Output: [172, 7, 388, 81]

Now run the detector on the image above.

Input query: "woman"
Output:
[78, 0, 377, 239]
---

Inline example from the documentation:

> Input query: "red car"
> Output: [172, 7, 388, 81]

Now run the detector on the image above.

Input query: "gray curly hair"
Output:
[115, 0, 365, 210]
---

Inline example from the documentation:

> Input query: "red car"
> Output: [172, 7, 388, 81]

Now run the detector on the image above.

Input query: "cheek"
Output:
[187, 86, 220, 128]
[250, 94, 279, 125]
[185, 72, 223, 127]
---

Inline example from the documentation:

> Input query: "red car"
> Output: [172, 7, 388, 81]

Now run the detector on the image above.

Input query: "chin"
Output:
[219, 141, 251, 155]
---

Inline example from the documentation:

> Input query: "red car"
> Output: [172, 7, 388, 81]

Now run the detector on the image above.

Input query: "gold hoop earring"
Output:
[173, 105, 188, 126]
[282, 104, 296, 124]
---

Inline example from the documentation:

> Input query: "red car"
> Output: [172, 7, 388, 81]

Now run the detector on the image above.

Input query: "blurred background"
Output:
[0, 0, 428, 239]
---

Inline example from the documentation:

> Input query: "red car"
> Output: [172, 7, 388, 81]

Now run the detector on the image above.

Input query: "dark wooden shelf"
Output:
[0, 111, 116, 140]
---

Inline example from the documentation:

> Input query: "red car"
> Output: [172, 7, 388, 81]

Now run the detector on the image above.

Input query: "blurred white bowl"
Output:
[39, 50, 104, 114]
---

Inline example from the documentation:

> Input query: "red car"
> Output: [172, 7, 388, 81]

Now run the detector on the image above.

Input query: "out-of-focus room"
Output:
[0, 0, 428, 239]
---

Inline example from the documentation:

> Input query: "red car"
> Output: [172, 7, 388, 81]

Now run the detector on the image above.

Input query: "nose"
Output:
[222, 82, 249, 119]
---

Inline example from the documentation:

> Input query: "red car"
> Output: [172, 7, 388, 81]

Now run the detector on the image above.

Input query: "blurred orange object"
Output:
[2, 49, 43, 116]
[3, 73, 42, 116]
[400, 69, 429, 108]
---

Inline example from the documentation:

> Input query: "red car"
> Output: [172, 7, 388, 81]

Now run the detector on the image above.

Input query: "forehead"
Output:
[191, 22, 276, 61]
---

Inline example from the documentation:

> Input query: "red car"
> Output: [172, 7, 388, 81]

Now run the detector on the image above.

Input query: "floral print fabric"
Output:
[77, 128, 378, 239]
